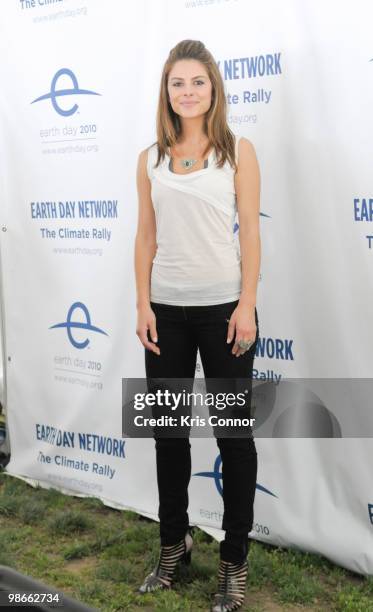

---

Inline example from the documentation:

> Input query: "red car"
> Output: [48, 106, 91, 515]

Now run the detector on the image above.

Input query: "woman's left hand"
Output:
[226, 303, 257, 357]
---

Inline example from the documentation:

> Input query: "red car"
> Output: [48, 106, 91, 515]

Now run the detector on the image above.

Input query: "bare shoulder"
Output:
[139, 143, 158, 169]
[136, 148, 151, 189]
[236, 137, 259, 176]
[237, 136, 257, 158]
[234, 136, 260, 197]
[137, 145, 154, 177]
[138, 146, 150, 164]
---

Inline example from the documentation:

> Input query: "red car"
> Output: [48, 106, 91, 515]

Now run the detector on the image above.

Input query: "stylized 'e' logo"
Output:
[31, 68, 101, 116]
[49, 302, 108, 349]
[368, 503, 373, 525]
[194, 454, 277, 498]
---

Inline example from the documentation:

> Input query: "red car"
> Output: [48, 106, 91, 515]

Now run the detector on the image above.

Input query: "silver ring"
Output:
[238, 339, 254, 351]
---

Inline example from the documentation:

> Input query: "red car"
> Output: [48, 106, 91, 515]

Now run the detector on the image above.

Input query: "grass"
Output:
[0, 468, 372, 611]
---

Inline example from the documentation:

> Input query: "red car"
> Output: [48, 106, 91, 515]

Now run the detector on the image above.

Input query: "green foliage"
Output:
[47, 509, 95, 535]
[0, 473, 371, 611]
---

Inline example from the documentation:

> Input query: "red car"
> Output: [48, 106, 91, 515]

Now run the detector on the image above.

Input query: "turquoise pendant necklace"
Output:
[180, 158, 197, 169]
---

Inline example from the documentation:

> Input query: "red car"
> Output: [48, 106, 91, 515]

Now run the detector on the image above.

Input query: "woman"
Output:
[134, 39, 261, 612]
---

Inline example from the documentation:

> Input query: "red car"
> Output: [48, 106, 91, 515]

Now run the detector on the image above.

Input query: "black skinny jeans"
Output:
[145, 299, 259, 564]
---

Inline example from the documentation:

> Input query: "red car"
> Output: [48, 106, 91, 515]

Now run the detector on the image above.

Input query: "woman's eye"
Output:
[173, 81, 205, 87]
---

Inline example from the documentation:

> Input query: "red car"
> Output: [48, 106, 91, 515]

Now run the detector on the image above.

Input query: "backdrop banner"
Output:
[0, 0, 372, 576]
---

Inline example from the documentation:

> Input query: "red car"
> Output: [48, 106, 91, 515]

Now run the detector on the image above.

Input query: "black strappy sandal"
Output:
[211, 558, 248, 611]
[138, 527, 193, 594]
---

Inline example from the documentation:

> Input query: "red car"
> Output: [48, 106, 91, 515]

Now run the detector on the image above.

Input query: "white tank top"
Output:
[147, 135, 242, 306]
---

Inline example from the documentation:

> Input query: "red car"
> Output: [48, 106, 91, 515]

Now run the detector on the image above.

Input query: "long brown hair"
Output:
[151, 39, 237, 172]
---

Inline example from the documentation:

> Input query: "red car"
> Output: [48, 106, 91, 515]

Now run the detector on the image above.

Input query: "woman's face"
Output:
[167, 59, 212, 120]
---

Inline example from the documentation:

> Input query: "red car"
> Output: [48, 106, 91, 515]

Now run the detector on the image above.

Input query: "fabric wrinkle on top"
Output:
[147, 136, 242, 306]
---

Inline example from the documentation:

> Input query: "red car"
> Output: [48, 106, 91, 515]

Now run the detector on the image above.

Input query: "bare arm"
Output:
[134, 148, 160, 355]
[135, 148, 157, 308]
[235, 137, 261, 308]
[226, 137, 261, 355]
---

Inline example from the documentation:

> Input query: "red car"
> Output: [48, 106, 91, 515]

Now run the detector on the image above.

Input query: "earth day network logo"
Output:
[49, 302, 108, 349]
[194, 454, 277, 497]
[31, 68, 101, 116]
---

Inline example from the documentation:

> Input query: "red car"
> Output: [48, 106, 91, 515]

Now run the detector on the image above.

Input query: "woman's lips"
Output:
[181, 101, 198, 106]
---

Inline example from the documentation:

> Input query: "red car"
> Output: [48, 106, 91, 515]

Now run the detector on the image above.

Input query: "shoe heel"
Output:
[181, 549, 192, 565]
[182, 529, 193, 566]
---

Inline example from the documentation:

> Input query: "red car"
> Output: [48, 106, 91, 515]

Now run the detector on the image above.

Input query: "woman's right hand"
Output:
[136, 304, 160, 355]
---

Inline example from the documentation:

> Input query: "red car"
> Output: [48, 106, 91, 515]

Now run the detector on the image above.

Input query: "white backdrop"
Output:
[0, 0, 372, 576]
